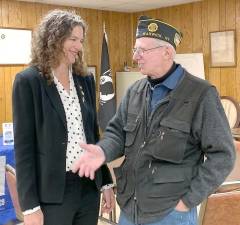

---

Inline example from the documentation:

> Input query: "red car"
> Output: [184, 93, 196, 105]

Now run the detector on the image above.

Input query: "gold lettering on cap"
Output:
[148, 23, 158, 32]
[143, 31, 162, 38]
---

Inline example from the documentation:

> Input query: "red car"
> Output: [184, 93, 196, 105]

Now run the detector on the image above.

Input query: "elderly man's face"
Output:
[133, 37, 172, 79]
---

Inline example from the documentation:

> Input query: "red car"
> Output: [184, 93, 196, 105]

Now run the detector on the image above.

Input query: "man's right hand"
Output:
[24, 209, 44, 225]
[71, 143, 106, 180]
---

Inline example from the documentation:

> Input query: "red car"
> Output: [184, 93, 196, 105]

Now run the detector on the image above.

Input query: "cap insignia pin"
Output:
[148, 23, 158, 32]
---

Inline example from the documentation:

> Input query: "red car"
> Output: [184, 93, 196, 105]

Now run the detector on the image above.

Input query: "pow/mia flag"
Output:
[98, 32, 116, 132]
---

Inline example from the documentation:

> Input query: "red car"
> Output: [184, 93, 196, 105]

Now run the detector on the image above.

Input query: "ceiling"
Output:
[18, 0, 201, 12]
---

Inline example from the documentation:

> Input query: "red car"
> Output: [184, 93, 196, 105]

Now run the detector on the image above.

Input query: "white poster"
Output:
[174, 53, 205, 80]
[0, 28, 32, 64]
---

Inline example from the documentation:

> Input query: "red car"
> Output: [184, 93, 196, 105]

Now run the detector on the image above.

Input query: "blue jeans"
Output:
[118, 208, 197, 225]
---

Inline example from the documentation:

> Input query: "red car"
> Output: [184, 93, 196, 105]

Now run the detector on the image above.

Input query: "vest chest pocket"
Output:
[123, 114, 140, 147]
[149, 119, 190, 163]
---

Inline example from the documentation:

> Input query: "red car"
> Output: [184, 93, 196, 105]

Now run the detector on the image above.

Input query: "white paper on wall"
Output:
[174, 53, 205, 80]
[0, 28, 32, 64]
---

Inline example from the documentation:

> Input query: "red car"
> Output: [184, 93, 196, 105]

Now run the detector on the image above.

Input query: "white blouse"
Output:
[53, 70, 86, 171]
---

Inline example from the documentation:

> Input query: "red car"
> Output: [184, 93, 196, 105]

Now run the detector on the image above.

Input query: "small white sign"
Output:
[2, 123, 14, 145]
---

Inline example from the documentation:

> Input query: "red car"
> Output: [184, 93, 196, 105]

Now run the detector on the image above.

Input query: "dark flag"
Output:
[98, 32, 116, 132]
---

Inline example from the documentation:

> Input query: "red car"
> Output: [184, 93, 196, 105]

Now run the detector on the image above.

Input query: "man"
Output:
[72, 16, 235, 225]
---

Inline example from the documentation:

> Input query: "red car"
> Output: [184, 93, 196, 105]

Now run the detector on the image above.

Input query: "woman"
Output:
[12, 10, 115, 225]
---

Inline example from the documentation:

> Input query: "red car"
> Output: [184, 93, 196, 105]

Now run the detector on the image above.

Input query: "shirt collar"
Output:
[152, 64, 184, 90]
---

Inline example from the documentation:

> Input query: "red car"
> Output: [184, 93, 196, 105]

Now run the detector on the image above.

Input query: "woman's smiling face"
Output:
[61, 25, 84, 66]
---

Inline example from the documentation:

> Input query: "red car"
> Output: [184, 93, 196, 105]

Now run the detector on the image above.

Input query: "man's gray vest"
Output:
[113, 71, 212, 224]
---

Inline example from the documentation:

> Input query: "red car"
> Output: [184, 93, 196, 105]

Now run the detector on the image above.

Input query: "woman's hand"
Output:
[101, 188, 115, 214]
[24, 209, 44, 225]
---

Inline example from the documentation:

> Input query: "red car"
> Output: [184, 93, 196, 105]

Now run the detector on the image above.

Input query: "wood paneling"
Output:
[0, 68, 5, 130]
[0, 66, 24, 132]
[236, 0, 240, 101]
[132, 0, 240, 102]
[0, 0, 132, 133]
[1, 0, 240, 134]
[207, 0, 220, 89]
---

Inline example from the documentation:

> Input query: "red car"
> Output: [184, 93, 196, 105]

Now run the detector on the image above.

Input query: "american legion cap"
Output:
[136, 15, 183, 49]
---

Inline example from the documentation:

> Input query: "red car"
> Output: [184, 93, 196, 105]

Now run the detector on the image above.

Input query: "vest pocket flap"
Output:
[123, 115, 140, 147]
[153, 168, 185, 183]
[160, 118, 190, 133]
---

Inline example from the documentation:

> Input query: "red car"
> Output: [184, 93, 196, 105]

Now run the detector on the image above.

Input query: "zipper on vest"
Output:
[133, 192, 137, 224]
[133, 139, 146, 224]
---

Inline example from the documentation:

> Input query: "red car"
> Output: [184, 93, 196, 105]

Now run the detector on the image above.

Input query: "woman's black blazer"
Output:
[12, 66, 112, 211]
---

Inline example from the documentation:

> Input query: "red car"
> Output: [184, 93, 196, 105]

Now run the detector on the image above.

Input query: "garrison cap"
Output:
[136, 15, 183, 49]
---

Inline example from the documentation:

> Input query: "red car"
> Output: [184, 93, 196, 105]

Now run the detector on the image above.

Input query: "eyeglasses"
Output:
[132, 45, 165, 56]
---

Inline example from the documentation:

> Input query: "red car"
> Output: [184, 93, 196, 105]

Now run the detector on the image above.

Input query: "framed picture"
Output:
[87, 66, 96, 81]
[210, 30, 236, 67]
[0, 28, 32, 65]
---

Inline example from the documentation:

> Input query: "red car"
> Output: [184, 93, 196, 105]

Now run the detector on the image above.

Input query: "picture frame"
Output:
[209, 30, 236, 67]
[0, 28, 32, 65]
[87, 65, 96, 81]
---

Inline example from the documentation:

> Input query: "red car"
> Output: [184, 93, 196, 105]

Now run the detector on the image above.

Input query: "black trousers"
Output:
[41, 172, 100, 225]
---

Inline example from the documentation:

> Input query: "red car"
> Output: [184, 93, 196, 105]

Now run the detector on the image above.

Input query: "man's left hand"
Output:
[175, 199, 189, 212]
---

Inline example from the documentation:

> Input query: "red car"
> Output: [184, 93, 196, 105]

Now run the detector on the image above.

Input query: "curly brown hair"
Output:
[30, 9, 88, 83]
